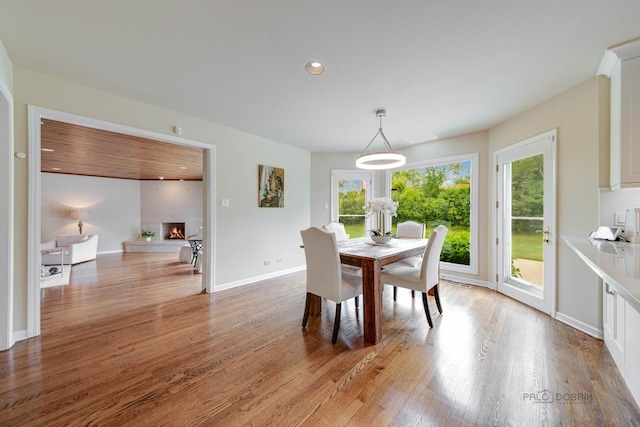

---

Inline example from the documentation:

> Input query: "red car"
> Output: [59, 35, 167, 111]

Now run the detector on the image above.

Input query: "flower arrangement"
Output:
[363, 197, 398, 236]
[140, 229, 156, 239]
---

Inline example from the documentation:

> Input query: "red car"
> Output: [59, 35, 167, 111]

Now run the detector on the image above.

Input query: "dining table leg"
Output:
[362, 258, 382, 344]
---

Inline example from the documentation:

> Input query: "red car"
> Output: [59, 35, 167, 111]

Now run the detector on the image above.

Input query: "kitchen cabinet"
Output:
[603, 282, 625, 369]
[563, 236, 640, 407]
[626, 301, 640, 405]
[599, 38, 640, 190]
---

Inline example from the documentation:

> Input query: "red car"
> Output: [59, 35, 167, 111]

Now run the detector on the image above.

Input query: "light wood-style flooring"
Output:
[1, 252, 639, 426]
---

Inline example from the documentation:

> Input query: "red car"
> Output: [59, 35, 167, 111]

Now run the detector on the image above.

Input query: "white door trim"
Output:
[27, 106, 216, 339]
[494, 129, 557, 316]
[0, 80, 14, 350]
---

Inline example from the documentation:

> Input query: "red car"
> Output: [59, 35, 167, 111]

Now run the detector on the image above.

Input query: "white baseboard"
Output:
[555, 311, 603, 339]
[98, 249, 124, 255]
[215, 266, 306, 292]
[7, 329, 29, 349]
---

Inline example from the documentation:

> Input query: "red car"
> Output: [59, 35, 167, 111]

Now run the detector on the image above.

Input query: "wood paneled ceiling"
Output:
[40, 119, 203, 181]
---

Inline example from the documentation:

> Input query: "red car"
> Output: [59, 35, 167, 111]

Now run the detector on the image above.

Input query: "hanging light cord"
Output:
[358, 114, 394, 157]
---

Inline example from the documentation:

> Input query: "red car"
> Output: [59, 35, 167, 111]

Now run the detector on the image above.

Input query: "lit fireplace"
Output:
[162, 222, 186, 240]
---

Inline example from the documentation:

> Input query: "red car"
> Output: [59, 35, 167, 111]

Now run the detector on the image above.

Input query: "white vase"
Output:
[145, 237, 151, 242]
[371, 235, 393, 244]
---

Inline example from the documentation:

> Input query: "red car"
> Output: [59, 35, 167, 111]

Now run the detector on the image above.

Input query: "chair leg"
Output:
[302, 293, 312, 327]
[433, 284, 443, 314]
[421, 292, 433, 328]
[393, 286, 397, 302]
[355, 296, 359, 309]
[411, 290, 415, 299]
[332, 303, 342, 344]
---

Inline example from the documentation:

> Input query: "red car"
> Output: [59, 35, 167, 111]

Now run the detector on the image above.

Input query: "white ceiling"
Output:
[1, 1, 639, 153]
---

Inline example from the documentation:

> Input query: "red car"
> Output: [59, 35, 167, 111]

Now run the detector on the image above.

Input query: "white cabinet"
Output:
[600, 38, 640, 190]
[625, 299, 640, 405]
[603, 282, 625, 368]
[603, 280, 640, 406]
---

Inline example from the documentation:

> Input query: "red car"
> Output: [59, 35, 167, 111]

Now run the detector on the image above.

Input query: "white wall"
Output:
[12, 67, 310, 334]
[489, 76, 609, 333]
[0, 38, 11, 90]
[41, 173, 141, 252]
[140, 180, 203, 239]
[600, 187, 640, 226]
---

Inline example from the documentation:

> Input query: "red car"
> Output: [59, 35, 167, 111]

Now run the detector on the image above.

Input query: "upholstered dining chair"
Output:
[301, 227, 363, 344]
[392, 220, 427, 301]
[381, 225, 448, 328]
[322, 221, 349, 241]
[322, 221, 361, 275]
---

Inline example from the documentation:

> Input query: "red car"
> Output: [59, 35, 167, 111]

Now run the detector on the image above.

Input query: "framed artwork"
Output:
[258, 165, 284, 208]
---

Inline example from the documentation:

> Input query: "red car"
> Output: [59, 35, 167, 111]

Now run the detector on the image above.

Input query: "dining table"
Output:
[308, 236, 429, 345]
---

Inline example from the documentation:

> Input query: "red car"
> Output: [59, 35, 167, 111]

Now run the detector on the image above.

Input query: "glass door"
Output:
[331, 170, 373, 239]
[495, 130, 556, 314]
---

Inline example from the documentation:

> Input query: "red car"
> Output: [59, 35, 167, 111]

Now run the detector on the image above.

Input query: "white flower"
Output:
[363, 197, 398, 217]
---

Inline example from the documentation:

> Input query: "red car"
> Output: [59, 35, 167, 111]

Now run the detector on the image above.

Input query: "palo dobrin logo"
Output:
[523, 389, 593, 404]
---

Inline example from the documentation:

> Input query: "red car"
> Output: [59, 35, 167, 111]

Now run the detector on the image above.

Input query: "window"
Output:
[387, 153, 478, 275]
[331, 170, 373, 239]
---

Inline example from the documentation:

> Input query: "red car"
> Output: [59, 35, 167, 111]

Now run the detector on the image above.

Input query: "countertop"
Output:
[563, 235, 640, 313]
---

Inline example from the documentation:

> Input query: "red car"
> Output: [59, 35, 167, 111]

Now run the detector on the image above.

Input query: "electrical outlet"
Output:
[264, 260, 270, 266]
[276, 258, 283, 263]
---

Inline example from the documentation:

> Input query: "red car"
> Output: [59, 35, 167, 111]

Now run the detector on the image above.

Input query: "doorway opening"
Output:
[26, 106, 216, 339]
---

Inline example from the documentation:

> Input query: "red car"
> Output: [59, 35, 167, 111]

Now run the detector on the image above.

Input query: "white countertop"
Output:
[563, 235, 640, 312]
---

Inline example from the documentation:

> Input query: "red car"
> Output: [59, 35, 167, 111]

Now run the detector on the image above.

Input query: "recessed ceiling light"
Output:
[158, 176, 165, 180]
[179, 166, 187, 170]
[41, 148, 55, 152]
[51, 167, 61, 171]
[305, 61, 324, 75]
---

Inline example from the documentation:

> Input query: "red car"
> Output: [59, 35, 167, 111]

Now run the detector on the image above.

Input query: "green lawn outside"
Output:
[345, 225, 543, 262]
[512, 232, 543, 261]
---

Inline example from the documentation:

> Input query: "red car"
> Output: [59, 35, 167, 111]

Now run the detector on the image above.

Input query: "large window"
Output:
[387, 153, 478, 274]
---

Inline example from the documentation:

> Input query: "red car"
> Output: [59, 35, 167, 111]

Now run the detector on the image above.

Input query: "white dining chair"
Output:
[301, 227, 363, 344]
[322, 221, 361, 275]
[392, 220, 427, 301]
[396, 220, 425, 239]
[322, 221, 349, 241]
[381, 225, 448, 328]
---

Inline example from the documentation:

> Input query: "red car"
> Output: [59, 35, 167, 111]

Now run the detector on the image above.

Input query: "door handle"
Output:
[543, 227, 550, 245]
[605, 283, 615, 295]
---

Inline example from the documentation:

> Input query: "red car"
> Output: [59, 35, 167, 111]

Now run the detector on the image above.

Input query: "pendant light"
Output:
[356, 110, 406, 170]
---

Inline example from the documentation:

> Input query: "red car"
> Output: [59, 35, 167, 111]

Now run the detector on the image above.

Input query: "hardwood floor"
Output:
[1, 252, 639, 426]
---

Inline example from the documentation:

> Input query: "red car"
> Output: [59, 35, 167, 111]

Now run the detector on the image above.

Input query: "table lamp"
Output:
[70, 210, 89, 234]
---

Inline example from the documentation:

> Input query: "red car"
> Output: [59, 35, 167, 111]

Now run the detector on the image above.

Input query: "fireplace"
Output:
[162, 222, 185, 240]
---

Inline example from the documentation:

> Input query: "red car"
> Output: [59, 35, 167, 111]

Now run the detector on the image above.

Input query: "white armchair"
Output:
[41, 234, 99, 265]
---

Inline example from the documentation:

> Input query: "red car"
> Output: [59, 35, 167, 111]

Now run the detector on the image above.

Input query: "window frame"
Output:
[385, 152, 479, 275]
[330, 169, 374, 235]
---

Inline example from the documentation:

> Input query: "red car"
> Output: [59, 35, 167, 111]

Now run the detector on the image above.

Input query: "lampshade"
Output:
[70, 210, 89, 220]
[356, 110, 406, 170]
